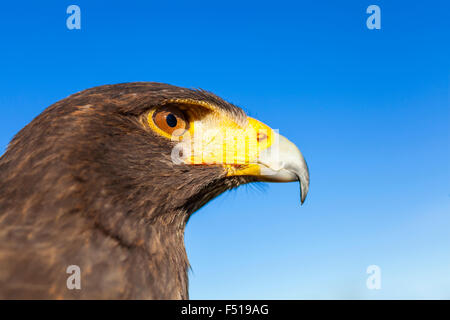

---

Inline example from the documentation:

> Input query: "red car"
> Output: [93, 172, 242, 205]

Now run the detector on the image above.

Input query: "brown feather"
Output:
[0, 82, 252, 299]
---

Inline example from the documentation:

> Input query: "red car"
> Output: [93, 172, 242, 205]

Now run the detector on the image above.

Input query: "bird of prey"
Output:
[0, 82, 309, 299]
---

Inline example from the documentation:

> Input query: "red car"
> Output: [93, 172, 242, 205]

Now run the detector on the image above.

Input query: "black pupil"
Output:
[166, 113, 177, 127]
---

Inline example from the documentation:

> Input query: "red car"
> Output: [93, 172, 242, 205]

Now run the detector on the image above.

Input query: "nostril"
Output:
[257, 132, 267, 142]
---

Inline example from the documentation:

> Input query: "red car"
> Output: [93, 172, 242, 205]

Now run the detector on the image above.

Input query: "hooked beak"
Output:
[256, 134, 310, 204]
[178, 112, 310, 204]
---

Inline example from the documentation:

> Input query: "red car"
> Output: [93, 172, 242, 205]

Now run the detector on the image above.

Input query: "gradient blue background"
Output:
[0, 1, 449, 299]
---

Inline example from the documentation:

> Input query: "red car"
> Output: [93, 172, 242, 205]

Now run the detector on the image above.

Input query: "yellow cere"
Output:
[188, 116, 273, 161]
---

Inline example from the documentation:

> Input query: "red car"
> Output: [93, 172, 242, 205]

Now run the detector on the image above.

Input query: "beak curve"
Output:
[256, 134, 310, 204]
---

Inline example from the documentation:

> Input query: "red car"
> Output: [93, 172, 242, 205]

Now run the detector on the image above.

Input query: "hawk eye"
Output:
[152, 106, 188, 137]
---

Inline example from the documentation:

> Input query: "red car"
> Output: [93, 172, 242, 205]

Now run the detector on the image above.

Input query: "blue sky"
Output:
[0, 1, 449, 299]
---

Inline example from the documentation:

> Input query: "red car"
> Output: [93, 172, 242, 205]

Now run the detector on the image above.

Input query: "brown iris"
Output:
[152, 106, 188, 136]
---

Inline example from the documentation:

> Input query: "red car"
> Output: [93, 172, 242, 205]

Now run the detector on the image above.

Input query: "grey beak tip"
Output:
[295, 173, 309, 206]
[300, 187, 308, 205]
